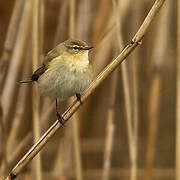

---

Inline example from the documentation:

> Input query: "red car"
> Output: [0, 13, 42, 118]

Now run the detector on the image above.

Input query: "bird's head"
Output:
[44, 39, 93, 65]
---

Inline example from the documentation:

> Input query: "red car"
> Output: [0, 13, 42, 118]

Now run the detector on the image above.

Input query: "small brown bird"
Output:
[19, 39, 93, 125]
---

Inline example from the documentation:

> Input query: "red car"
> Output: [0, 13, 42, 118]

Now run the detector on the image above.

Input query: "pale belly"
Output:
[37, 65, 93, 100]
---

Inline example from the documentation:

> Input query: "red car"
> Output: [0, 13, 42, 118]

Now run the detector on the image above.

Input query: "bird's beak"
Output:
[83, 46, 94, 50]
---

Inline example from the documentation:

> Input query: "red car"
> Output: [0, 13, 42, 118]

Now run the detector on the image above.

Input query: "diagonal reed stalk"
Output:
[4, 0, 166, 179]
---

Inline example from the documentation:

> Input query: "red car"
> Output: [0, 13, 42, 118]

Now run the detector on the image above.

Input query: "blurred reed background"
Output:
[0, 0, 177, 179]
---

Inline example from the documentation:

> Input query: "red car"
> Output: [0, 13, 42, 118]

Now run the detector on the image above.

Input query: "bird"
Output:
[19, 39, 93, 125]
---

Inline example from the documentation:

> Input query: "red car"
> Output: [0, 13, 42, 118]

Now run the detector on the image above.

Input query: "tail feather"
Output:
[17, 79, 33, 84]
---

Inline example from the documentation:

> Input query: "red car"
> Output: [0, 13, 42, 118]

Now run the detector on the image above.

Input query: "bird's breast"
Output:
[38, 59, 93, 100]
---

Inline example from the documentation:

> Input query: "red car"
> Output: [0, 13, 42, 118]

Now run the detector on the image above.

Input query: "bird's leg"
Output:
[56, 99, 64, 125]
[76, 93, 82, 104]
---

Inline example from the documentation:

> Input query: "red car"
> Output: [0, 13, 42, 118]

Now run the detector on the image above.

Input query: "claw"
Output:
[76, 93, 82, 104]
[56, 111, 65, 126]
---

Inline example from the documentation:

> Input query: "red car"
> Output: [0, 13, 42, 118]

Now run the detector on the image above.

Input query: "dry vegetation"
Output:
[0, 0, 177, 180]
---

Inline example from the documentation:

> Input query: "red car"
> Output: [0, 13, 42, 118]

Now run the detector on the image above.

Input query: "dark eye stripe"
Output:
[73, 46, 79, 50]
[66, 44, 86, 50]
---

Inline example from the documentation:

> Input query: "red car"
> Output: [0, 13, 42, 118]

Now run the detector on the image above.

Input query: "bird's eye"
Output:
[72, 46, 79, 50]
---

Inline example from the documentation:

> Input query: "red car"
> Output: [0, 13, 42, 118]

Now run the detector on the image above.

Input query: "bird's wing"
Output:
[31, 44, 62, 81]
[31, 46, 61, 81]
[43, 47, 60, 65]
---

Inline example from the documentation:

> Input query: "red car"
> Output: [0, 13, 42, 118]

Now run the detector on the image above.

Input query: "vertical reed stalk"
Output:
[0, 104, 7, 178]
[102, 1, 126, 179]
[2, 0, 24, 52]
[102, 70, 117, 180]
[69, 1, 83, 179]
[31, 0, 42, 179]
[53, 122, 72, 180]
[7, 52, 31, 158]
[72, 116, 83, 180]
[131, 0, 141, 179]
[76, 0, 92, 40]
[92, 29, 114, 75]
[113, 0, 138, 179]
[69, 0, 75, 38]
[0, 0, 24, 91]
[54, 0, 69, 45]
[145, 2, 171, 179]
[1, 0, 31, 177]
[91, 0, 110, 44]
[1, 0, 32, 126]
[39, 0, 44, 60]
[8, 133, 32, 166]
[176, 0, 180, 179]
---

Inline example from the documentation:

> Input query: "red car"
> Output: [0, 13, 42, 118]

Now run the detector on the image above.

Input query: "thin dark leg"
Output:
[56, 99, 64, 125]
[76, 93, 82, 104]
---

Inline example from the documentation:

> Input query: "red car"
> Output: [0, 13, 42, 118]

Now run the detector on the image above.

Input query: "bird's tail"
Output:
[17, 79, 33, 84]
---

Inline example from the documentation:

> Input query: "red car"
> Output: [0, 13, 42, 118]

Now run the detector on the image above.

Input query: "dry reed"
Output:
[0, 0, 24, 91]
[176, 0, 180, 179]
[145, 2, 171, 179]
[31, 0, 42, 179]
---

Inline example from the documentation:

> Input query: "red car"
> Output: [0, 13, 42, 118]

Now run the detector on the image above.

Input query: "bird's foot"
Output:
[56, 111, 65, 126]
[76, 93, 82, 104]
[10, 172, 17, 179]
